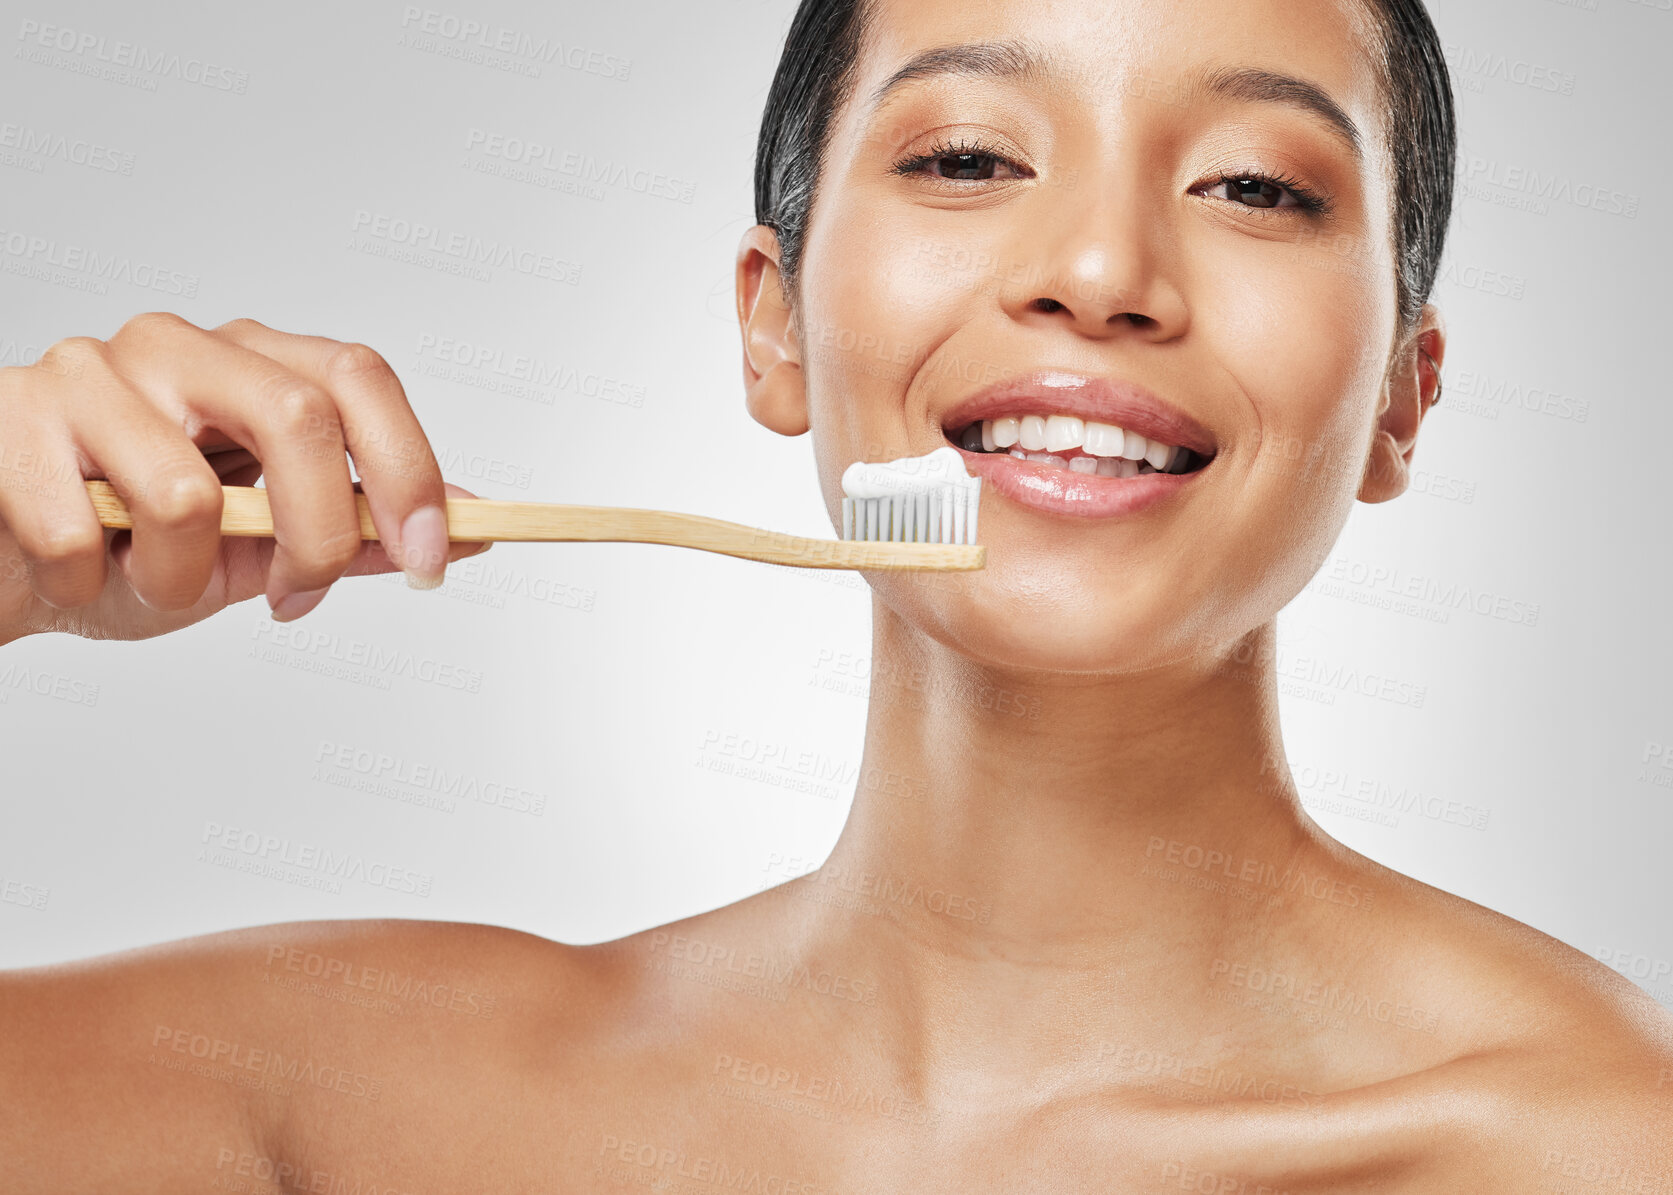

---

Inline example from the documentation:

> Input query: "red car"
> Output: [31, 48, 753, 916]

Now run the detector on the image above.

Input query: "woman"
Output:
[3, 0, 1668, 1189]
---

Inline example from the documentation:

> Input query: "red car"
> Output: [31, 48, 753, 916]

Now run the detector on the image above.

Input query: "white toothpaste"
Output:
[840, 445, 978, 499]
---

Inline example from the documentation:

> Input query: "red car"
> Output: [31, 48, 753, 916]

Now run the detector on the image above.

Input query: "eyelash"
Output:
[891, 135, 1033, 182]
[1205, 167, 1332, 215]
[891, 136, 1333, 216]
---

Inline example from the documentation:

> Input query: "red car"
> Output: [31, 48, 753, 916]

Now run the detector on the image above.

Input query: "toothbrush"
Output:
[78, 447, 983, 573]
[839, 445, 982, 547]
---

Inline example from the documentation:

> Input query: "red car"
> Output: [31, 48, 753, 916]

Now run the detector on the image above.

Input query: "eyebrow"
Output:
[866, 41, 1364, 164]
[1193, 63, 1363, 163]
[866, 40, 1046, 110]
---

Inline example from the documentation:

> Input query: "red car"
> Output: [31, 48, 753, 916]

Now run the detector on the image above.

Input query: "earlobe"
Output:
[1358, 306, 1446, 504]
[735, 225, 809, 437]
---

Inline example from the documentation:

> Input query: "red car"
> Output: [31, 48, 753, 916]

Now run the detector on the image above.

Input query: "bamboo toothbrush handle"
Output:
[81, 480, 985, 572]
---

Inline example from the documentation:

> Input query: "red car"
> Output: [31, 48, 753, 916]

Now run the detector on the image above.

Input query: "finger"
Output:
[294, 481, 493, 578]
[114, 452, 265, 582]
[65, 349, 228, 612]
[104, 313, 363, 613]
[0, 359, 107, 609]
[267, 483, 493, 623]
[338, 481, 493, 575]
[159, 479, 493, 622]
[210, 319, 452, 591]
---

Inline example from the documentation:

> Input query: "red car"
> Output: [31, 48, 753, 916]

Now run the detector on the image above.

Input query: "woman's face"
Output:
[760, 0, 1414, 675]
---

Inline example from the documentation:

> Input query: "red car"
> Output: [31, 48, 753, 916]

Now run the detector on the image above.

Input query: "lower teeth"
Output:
[1006, 448, 1160, 476]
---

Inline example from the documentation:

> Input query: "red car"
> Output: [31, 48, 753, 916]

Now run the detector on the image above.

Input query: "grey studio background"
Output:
[0, 0, 1668, 1012]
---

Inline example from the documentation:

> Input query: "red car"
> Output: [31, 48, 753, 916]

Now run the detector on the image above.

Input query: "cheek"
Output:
[1200, 241, 1391, 600]
[802, 201, 1014, 399]
[1226, 294, 1378, 475]
[1202, 227, 1387, 436]
[799, 203, 981, 496]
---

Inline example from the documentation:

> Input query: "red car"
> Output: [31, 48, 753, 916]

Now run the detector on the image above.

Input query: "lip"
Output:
[936, 369, 1218, 460]
[932, 370, 1217, 520]
[954, 446, 1206, 519]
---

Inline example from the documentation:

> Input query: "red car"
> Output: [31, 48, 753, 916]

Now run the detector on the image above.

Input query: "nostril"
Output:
[1032, 298, 1065, 314]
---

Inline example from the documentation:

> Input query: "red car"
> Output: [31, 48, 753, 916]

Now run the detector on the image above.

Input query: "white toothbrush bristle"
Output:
[838, 448, 983, 544]
[834, 479, 985, 543]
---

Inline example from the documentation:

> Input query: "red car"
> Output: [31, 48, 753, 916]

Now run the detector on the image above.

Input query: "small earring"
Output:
[1420, 345, 1443, 407]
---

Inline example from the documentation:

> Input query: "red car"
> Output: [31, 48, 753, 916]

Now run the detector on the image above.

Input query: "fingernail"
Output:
[398, 504, 449, 589]
[270, 586, 331, 623]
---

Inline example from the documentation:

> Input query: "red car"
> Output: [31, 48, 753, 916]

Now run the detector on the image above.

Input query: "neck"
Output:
[820, 604, 1316, 947]
[796, 605, 1332, 1083]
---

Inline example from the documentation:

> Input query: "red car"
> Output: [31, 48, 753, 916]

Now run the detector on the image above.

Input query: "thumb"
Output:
[340, 481, 493, 579]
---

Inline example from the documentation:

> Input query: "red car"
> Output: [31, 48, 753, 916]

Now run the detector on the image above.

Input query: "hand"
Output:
[0, 312, 491, 644]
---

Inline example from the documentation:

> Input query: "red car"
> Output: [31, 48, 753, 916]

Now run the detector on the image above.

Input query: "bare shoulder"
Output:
[4, 914, 600, 1031]
[0, 917, 604, 1191]
[193, 915, 628, 1079]
[0, 914, 601, 1085]
[1314, 841, 1673, 1184]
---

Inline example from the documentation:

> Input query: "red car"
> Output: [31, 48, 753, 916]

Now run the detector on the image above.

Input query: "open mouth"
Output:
[944, 414, 1214, 478]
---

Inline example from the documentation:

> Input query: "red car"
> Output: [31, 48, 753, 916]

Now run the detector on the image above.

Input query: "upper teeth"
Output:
[977, 414, 1188, 471]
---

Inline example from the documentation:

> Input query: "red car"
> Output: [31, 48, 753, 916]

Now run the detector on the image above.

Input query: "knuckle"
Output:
[317, 524, 366, 570]
[143, 467, 224, 529]
[261, 375, 336, 438]
[214, 316, 269, 338]
[290, 525, 364, 585]
[37, 336, 107, 380]
[324, 341, 393, 384]
[117, 310, 193, 341]
[22, 518, 104, 566]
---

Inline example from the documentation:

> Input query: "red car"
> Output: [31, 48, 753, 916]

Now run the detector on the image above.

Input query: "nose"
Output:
[997, 188, 1189, 341]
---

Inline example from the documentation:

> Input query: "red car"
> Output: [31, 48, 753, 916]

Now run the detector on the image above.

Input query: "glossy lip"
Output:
[931, 369, 1218, 520]
[953, 445, 1207, 519]
[936, 369, 1219, 459]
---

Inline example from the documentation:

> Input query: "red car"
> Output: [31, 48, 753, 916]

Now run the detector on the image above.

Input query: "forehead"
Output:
[848, 0, 1385, 151]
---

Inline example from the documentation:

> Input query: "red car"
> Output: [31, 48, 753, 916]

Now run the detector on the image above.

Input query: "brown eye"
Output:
[1210, 176, 1297, 208]
[1195, 171, 1328, 215]
[894, 139, 1030, 183]
[925, 151, 1012, 180]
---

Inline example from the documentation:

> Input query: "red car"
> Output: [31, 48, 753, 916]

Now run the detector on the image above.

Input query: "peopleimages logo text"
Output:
[199, 822, 434, 897]
[464, 130, 695, 203]
[0, 228, 199, 296]
[15, 20, 250, 92]
[350, 210, 580, 285]
[399, 7, 630, 80]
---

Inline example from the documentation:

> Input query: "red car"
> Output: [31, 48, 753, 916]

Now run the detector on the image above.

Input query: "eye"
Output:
[1196, 171, 1330, 215]
[893, 137, 1031, 182]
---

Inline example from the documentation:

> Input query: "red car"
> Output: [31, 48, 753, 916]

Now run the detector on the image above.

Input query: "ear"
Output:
[735, 224, 809, 437]
[1359, 304, 1446, 504]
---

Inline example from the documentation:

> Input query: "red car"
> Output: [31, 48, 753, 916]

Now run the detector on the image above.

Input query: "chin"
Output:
[867, 553, 1214, 678]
